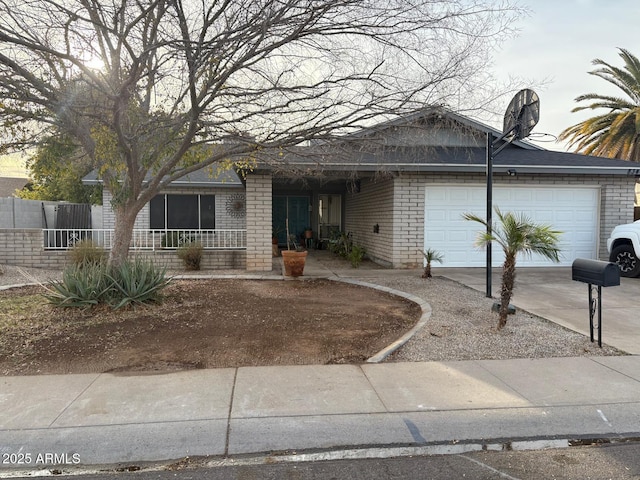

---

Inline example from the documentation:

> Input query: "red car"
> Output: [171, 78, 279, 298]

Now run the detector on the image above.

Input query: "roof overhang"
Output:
[254, 146, 640, 178]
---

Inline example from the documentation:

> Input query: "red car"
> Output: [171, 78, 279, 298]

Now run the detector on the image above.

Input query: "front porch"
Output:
[244, 171, 422, 273]
[0, 228, 247, 270]
[42, 228, 246, 250]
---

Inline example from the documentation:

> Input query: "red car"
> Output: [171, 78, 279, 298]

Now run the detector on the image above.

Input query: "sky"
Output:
[490, 0, 640, 152]
[1, 0, 639, 178]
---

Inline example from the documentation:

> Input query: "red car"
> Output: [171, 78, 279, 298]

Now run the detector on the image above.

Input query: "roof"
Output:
[0, 176, 29, 197]
[82, 109, 640, 185]
[346, 106, 543, 151]
[258, 109, 640, 177]
[83, 166, 244, 188]
[270, 145, 640, 176]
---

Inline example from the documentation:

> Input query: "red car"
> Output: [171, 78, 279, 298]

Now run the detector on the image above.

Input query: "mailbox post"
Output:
[571, 259, 620, 347]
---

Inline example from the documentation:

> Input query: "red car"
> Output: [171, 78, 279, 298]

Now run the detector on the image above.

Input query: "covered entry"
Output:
[273, 195, 310, 245]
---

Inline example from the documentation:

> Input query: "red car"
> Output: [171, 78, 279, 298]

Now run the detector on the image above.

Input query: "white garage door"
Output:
[424, 185, 599, 267]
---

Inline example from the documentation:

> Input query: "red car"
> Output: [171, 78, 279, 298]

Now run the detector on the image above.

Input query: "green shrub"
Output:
[45, 258, 170, 309]
[348, 244, 366, 268]
[177, 241, 204, 271]
[327, 231, 352, 257]
[327, 231, 365, 267]
[68, 239, 106, 266]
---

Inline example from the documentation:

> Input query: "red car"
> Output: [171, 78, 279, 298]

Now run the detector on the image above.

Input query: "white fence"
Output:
[43, 229, 247, 250]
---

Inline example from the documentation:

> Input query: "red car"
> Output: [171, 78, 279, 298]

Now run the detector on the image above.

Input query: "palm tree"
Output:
[463, 208, 562, 330]
[421, 248, 444, 278]
[559, 48, 640, 161]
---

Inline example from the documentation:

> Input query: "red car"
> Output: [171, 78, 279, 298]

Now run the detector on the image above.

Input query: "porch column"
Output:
[245, 173, 273, 271]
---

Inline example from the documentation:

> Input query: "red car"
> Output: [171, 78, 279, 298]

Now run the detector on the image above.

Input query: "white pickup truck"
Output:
[607, 220, 640, 277]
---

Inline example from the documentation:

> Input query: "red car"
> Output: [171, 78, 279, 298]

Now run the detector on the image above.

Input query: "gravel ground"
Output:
[355, 274, 623, 361]
[0, 263, 624, 361]
[0, 264, 62, 288]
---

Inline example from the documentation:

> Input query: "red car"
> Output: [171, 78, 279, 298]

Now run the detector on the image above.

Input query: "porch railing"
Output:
[43, 229, 247, 250]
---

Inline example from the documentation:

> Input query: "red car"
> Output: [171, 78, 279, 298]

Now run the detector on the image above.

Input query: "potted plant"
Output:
[281, 220, 307, 277]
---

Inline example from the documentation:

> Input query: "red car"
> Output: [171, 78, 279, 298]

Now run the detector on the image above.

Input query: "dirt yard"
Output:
[0, 279, 421, 375]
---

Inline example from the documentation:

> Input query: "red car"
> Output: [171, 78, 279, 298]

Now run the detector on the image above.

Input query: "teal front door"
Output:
[273, 196, 310, 245]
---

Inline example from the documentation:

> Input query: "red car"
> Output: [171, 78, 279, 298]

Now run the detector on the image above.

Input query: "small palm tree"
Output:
[559, 48, 640, 161]
[463, 208, 562, 330]
[421, 248, 444, 278]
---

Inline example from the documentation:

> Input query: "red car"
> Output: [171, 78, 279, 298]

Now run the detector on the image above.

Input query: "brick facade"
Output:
[2, 172, 635, 272]
[244, 174, 272, 271]
[0, 229, 245, 270]
[345, 172, 636, 268]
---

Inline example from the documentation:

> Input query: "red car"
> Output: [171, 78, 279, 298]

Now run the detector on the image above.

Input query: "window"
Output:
[150, 194, 215, 229]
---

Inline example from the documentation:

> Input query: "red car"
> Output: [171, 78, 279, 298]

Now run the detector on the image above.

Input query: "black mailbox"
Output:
[571, 258, 620, 287]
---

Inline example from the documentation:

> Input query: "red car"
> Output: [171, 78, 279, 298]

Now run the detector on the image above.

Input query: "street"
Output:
[25, 441, 640, 480]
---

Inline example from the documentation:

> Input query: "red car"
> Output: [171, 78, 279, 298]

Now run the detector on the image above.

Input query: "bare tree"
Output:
[0, 0, 520, 265]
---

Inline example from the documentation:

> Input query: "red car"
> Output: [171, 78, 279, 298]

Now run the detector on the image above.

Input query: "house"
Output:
[251, 109, 638, 270]
[0, 177, 29, 198]
[1, 108, 636, 270]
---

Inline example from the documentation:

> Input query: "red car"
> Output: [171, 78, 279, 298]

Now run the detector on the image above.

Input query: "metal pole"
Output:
[588, 284, 594, 342]
[598, 285, 602, 347]
[486, 132, 493, 298]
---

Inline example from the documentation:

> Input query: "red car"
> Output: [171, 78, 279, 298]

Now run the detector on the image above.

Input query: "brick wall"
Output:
[0, 229, 246, 270]
[345, 177, 395, 267]
[344, 172, 636, 268]
[0, 229, 68, 269]
[245, 174, 272, 271]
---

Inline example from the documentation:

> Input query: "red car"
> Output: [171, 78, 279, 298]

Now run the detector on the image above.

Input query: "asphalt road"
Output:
[28, 441, 640, 480]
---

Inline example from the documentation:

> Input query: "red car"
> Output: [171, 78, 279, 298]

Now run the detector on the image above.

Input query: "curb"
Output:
[3, 433, 639, 478]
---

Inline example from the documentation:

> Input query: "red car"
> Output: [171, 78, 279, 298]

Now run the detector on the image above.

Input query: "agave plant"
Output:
[44, 258, 171, 309]
[44, 262, 112, 308]
[107, 258, 171, 309]
[421, 249, 444, 278]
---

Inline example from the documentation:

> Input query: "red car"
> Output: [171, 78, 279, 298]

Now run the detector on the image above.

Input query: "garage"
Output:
[424, 185, 600, 267]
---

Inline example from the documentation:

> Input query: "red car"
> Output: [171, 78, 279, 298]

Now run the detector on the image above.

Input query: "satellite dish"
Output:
[503, 89, 540, 140]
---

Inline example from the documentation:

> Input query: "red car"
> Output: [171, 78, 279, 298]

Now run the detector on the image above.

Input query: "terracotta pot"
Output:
[304, 229, 313, 239]
[281, 250, 308, 277]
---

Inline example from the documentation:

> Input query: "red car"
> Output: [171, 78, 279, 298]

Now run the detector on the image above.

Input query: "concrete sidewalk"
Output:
[2, 356, 640, 469]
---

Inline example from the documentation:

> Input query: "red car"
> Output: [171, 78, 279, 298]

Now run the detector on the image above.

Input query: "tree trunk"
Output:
[109, 205, 138, 268]
[498, 254, 516, 330]
[422, 263, 432, 278]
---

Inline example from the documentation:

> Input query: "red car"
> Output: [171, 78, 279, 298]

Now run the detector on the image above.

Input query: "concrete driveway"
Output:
[439, 267, 640, 355]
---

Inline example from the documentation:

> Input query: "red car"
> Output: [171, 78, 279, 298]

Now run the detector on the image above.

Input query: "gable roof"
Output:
[346, 106, 543, 150]
[261, 109, 640, 178]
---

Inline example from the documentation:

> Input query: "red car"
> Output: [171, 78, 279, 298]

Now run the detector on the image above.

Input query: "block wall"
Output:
[244, 174, 272, 271]
[0, 229, 246, 270]
[345, 172, 636, 268]
[344, 177, 395, 267]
